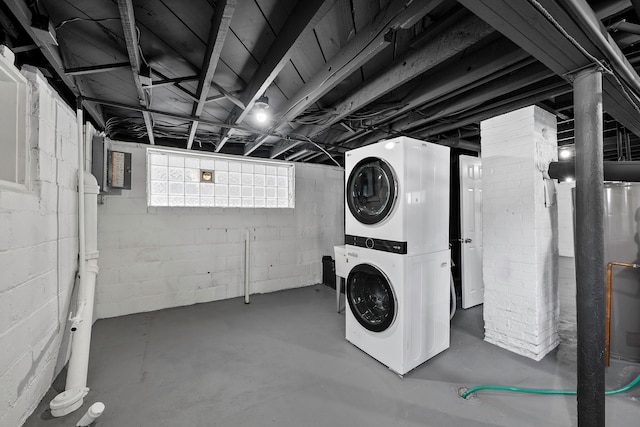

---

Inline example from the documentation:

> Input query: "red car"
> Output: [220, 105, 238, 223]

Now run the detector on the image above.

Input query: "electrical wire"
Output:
[525, 0, 640, 115]
[55, 17, 121, 31]
[288, 134, 342, 167]
[460, 374, 640, 400]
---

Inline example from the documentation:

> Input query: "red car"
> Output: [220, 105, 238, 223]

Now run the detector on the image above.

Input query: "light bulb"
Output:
[256, 109, 268, 123]
[559, 148, 573, 159]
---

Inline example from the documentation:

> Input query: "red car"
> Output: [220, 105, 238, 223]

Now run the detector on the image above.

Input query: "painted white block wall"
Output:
[95, 142, 344, 318]
[556, 182, 577, 360]
[0, 63, 80, 426]
[481, 105, 560, 361]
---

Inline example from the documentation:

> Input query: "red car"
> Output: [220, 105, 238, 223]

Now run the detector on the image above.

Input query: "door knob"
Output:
[464, 238, 472, 243]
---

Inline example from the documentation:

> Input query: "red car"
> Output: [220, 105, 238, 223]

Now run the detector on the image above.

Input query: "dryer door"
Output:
[346, 157, 397, 225]
[347, 263, 397, 332]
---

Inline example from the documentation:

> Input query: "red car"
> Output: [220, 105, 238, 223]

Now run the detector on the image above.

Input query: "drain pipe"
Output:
[50, 101, 101, 417]
[244, 229, 250, 304]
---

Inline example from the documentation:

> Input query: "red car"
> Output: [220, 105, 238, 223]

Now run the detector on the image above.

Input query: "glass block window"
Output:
[147, 148, 295, 208]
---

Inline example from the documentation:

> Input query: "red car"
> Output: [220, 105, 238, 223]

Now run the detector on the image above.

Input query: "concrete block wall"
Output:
[0, 63, 80, 426]
[481, 106, 560, 361]
[556, 182, 577, 360]
[95, 142, 344, 318]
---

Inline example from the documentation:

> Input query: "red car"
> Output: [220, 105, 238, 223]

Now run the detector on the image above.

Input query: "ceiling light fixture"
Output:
[254, 95, 270, 124]
[559, 147, 574, 159]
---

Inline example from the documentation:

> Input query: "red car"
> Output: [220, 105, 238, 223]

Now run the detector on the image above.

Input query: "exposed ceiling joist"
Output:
[64, 62, 131, 76]
[335, 37, 532, 145]
[117, 0, 155, 145]
[458, 0, 640, 137]
[211, 81, 244, 109]
[3, 0, 105, 127]
[419, 81, 572, 138]
[186, 0, 235, 150]
[246, 0, 443, 155]
[215, 0, 333, 153]
[147, 75, 199, 89]
[270, 13, 495, 158]
[398, 63, 555, 133]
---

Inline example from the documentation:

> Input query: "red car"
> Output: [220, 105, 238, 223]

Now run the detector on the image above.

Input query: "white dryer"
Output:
[344, 245, 450, 375]
[344, 136, 450, 255]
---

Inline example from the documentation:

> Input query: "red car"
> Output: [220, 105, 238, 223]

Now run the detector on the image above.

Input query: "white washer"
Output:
[344, 136, 450, 256]
[344, 245, 450, 375]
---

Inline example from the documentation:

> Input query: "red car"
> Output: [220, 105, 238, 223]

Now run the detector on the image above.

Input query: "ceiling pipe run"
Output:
[548, 160, 640, 181]
[608, 19, 640, 35]
[564, 0, 640, 105]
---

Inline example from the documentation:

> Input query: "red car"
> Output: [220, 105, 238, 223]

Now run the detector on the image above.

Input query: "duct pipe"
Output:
[564, 0, 640, 101]
[574, 68, 605, 427]
[50, 102, 101, 417]
[434, 138, 481, 152]
[609, 19, 640, 35]
[245, 229, 250, 304]
[548, 160, 640, 181]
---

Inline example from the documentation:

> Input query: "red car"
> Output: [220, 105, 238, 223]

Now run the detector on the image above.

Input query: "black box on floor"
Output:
[322, 256, 336, 289]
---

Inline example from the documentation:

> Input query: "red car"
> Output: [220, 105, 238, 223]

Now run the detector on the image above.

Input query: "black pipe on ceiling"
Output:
[548, 161, 640, 182]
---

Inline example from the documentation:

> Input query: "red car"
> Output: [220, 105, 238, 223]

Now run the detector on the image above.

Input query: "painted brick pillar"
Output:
[480, 105, 559, 361]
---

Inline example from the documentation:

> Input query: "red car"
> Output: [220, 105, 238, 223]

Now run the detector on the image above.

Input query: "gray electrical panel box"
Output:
[92, 136, 132, 193]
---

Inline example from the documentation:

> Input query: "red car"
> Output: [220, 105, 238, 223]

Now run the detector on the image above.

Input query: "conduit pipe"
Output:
[563, 0, 640, 101]
[50, 102, 101, 417]
[547, 160, 640, 181]
[609, 19, 640, 36]
[605, 261, 640, 366]
[244, 229, 250, 304]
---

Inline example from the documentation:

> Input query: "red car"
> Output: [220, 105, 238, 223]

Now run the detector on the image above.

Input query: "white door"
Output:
[459, 155, 483, 308]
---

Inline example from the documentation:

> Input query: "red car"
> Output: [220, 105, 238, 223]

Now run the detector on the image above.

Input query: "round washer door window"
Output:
[347, 264, 396, 332]
[346, 157, 397, 225]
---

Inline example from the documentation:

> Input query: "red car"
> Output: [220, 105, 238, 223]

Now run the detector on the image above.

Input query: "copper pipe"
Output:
[605, 261, 640, 366]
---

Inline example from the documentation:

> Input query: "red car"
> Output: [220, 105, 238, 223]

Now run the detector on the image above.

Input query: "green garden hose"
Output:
[459, 374, 640, 400]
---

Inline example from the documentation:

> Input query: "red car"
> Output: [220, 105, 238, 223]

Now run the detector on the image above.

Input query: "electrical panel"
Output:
[92, 136, 132, 193]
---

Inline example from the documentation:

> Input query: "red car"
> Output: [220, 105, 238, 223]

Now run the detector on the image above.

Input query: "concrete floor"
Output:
[25, 284, 640, 427]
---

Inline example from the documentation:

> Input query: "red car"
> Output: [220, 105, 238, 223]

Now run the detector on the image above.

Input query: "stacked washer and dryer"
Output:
[343, 136, 451, 375]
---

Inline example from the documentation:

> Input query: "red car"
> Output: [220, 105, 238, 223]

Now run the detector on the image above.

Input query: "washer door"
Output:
[347, 263, 396, 332]
[346, 157, 397, 225]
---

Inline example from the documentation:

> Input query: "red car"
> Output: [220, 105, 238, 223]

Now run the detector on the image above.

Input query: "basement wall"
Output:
[95, 142, 344, 318]
[0, 62, 81, 426]
[557, 181, 577, 360]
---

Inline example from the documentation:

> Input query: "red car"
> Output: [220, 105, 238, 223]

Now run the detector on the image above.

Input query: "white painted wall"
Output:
[95, 142, 344, 318]
[481, 106, 560, 361]
[556, 181, 577, 358]
[0, 62, 80, 426]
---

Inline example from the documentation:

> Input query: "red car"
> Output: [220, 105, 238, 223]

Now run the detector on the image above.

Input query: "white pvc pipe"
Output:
[66, 173, 100, 391]
[76, 101, 86, 305]
[245, 229, 250, 304]
[50, 102, 101, 417]
[76, 402, 105, 426]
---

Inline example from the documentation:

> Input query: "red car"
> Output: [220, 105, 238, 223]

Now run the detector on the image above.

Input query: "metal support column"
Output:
[573, 67, 605, 426]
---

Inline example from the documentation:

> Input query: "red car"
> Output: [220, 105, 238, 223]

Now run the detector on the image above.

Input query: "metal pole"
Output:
[573, 67, 605, 426]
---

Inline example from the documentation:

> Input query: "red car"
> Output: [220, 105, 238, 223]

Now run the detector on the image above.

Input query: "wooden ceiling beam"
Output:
[458, 0, 640, 137]
[214, 0, 333, 153]
[117, 0, 155, 144]
[3, 0, 105, 127]
[248, 0, 443, 156]
[186, 0, 235, 150]
[335, 36, 531, 144]
[270, 13, 495, 158]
